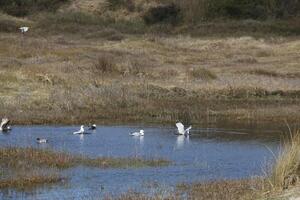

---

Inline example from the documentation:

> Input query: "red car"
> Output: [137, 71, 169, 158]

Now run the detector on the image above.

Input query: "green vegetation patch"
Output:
[143, 3, 181, 25]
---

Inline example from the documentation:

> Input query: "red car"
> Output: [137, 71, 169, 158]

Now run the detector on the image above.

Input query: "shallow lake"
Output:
[0, 125, 283, 200]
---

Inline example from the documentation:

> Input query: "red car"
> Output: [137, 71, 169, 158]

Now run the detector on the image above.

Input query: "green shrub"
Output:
[0, 0, 69, 16]
[174, 0, 300, 22]
[143, 3, 181, 25]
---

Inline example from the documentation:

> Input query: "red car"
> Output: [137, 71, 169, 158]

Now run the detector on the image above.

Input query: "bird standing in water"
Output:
[176, 122, 192, 136]
[73, 125, 85, 134]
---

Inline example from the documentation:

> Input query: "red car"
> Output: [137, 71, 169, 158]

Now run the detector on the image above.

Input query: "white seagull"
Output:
[176, 122, 192, 136]
[19, 27, 29, 33]
[130, 130, 144, 136]
[73, 125, 85, 134]
[36, 138, 48, 143]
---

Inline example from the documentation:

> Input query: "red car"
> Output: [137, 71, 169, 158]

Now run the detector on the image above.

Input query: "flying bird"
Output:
[176, 122, 192, 136]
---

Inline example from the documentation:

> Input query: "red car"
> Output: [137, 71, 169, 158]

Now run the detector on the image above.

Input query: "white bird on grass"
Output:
[176, 122, 192, 136]
[36, 138, 48, 143]
[130, 130, 144, 136]
[73, 125, 85, 135]
[19, 27, 29, 33]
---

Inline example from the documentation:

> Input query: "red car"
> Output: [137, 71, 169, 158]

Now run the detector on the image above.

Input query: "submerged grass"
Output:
[0, 147, 170, 189]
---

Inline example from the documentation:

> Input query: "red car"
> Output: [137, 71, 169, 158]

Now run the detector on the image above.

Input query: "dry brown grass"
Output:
[0, 13, 300, 126]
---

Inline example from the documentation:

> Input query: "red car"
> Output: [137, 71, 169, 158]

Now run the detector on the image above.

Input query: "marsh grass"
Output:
[176, 179, 265, 200]
[0, 147, 169, 189]
[0, 147, 170, 169]
[106, 178, 266, 200]
[269, 130, 300, 190]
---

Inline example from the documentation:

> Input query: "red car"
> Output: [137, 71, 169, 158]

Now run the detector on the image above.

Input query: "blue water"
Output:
[0, 125, 280, 200]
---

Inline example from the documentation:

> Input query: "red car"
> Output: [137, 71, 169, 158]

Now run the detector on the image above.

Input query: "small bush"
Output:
[143, 3, 181, 25]
[188, 67, 217, 81]
[94, 56, 120, 75]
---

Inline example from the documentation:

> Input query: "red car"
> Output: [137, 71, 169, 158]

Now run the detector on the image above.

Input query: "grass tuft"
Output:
[269, 130, 300, 190]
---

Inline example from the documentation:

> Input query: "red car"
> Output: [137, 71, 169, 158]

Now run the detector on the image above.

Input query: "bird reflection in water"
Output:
[176, 135, 189, 149]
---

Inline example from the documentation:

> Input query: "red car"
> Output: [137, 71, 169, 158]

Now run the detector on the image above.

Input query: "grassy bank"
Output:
[0, 147, 169, 189]
[0, 1, 299, 127]
[1, 30, 300, 126]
